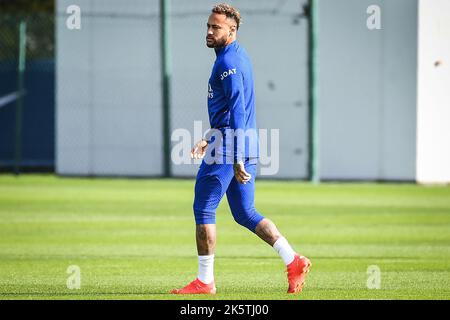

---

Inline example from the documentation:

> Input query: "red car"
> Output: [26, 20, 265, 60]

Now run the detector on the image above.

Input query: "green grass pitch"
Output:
[0, 174, 449, 300]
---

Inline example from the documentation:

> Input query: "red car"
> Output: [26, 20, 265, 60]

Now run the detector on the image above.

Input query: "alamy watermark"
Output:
[66, 5, 81, 30]
[66, 265, 81, 290]
[171, 121, 279, 176]
[367, 5, 381, 30]
[366, 265, 381, 289]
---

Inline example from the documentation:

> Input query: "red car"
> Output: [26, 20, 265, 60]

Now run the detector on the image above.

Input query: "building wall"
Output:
[56, 0, 162, 176]
[318, 0, 418, 180]
[416, 0, 450, 184]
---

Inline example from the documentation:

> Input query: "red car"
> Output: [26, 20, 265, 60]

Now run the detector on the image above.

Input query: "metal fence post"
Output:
[308, 0, 319, 183]
[160, 0, 172, 177]
[15, 20, 27, 175]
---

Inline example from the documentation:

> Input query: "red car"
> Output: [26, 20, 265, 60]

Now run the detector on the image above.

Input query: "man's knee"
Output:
[231, 207, 264, 232]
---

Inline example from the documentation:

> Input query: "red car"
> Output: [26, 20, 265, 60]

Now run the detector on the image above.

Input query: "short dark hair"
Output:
[212, 3, 242, 30]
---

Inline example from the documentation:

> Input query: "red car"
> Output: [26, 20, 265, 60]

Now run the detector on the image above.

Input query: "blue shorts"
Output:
[193, 160, 265, 233]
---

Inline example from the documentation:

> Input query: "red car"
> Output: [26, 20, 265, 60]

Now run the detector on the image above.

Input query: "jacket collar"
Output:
[215, 40, 237, 57]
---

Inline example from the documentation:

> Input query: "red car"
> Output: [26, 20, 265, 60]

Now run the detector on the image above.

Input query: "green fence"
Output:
[0, 13, 55, 173]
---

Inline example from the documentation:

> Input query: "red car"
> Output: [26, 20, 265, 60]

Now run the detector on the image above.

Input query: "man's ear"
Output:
[229, 25, 236, 36]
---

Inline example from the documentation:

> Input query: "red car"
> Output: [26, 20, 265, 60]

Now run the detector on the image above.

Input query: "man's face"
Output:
[206, 13, 235, 48]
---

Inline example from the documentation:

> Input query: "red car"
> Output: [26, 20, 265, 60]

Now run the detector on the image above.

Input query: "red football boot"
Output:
[170, 278, 216, 294]
[287, 255, 312, 294]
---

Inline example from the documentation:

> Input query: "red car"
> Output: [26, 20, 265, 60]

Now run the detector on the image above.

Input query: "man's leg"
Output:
[171, 162, 234, 294]
[225, 163, 264, 231]
[254, 218, 281, 246]
[195, 224, 216, 286]
[226, 165, 292, 254]
[254, 219, 296, 265]
[196, 224, 216, 255]
[226, 162, 312, 294]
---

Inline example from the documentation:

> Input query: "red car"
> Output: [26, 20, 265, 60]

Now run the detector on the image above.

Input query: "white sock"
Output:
[197, 255, 214, 284]
[273, 237, 296, 265]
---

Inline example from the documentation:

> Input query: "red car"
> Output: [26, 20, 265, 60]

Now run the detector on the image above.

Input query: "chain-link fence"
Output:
[56, 0, 310, 178]
[1, 1, 441, 182]
[56, 0, 163, 176]
[1, 0, 310, 177]
[169, 0, 309, 178]
[0, 12, 55, 173]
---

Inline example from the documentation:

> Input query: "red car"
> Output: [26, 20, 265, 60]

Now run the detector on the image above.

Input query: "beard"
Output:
[206, 35, 228, 48]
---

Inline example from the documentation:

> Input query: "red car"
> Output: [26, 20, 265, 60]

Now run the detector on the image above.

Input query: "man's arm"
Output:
[221, 59, 245, 163]
[221, 59, 251, 184]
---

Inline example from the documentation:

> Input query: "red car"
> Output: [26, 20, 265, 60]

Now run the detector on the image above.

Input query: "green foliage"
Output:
[0, 0, 54, 61]
[0, 0, 54, 14]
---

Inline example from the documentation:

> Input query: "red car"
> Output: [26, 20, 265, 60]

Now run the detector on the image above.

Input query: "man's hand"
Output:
[191, 139, 208, 159]
[233, 161, 251, 184]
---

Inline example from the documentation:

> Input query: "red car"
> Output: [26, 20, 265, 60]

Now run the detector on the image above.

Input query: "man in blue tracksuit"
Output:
[171, 3, 311, 295]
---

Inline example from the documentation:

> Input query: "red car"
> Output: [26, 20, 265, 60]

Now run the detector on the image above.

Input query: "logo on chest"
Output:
[208, 83, 213, 99]
[220, 68, 237, 81]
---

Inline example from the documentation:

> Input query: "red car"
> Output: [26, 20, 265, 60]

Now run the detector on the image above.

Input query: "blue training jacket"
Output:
[207, 40, 258, 163]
